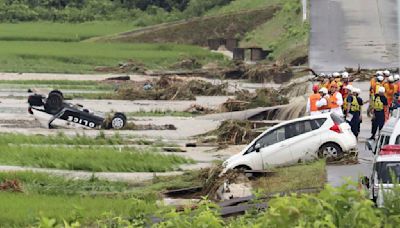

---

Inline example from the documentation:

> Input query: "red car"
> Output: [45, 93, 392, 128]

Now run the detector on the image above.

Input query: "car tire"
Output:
[110, 113, 127, 130]
[318, 143, 343, 159]
[44, 90, 64, 114]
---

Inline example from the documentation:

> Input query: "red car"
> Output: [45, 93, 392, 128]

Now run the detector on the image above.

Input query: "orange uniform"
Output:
[309, 93, 321, 112]
[329, 92, 340, 109]
[384, 82, 398, 106]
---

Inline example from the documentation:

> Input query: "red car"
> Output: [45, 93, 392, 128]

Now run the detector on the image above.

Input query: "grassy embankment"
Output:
[0, 133, 192, 172]
[0, 21, 224, 73]
[0, 160, 325, 226]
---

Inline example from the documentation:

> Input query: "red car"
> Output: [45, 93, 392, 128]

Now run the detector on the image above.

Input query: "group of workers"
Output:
[306, 70, 400, 139]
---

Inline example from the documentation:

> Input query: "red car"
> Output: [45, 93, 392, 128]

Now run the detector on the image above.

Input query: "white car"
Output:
[362, 145, 400, 208]
[223, 113, 357, 171]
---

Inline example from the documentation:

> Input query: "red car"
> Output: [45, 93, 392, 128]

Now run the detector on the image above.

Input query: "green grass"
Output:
[0, 41, 223, 73]
[0, 145, 191, 172]
[0, 21, 136, 42]
[0, 80, 115, 91]
[0, 192, 155, 227]
[0, 133, 192, 172]
[206, 0, 284, 16]
[240, 0, 309, 63]
[252, 160, 326, 194]
[0, 171, 131, 196]
[0, 132, 125, 145]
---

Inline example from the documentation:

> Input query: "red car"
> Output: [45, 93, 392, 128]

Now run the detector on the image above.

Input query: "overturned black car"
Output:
[28, 90, 127, 130]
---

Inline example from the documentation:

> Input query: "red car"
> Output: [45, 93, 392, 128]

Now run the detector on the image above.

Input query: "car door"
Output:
[287, 119, 325, 163]
[256, 126, 292, 169]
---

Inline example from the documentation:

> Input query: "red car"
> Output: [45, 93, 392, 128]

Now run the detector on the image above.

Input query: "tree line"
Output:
[0, 0, 232, 22]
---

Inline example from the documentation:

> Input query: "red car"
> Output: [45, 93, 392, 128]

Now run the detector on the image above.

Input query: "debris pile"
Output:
[184, 104, 214, 115]
[222, 88, 289, 112]
[0, 179, 23, 192]
[326, 149, 359, 165]
[244, 64, 293, 83]
[214, 120, 256, 145]
[171, 58, 202, 70]
[114, 76, 228, 101]
[94, 59, 147, 74]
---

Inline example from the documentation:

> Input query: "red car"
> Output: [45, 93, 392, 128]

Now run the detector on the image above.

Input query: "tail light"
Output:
[28, 107, 33, 114]
[330, 122, 343, 133]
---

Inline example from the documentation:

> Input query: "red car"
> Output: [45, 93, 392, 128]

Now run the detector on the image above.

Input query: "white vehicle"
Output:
[362, 145, 400, 208]
[363, 110, 400, 207]
[366, 109, 400, 154]
[223, 113, 357, 172]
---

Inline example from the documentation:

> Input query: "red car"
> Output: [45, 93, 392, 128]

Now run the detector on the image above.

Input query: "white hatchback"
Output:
[223, 113, 357, 171]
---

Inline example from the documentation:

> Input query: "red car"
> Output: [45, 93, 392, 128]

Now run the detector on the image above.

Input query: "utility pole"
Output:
[302, 0, 307, 22]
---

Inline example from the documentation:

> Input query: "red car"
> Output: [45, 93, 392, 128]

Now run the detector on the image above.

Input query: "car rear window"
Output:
[330, 113, 345, 124]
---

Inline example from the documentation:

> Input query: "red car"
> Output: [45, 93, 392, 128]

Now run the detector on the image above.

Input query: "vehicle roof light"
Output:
[379, 145, 400, 155]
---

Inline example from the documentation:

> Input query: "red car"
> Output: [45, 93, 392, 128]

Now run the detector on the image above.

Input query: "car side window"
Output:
[384, 136, 390, 146]
[284, 121, 314, 140]
[257, 126, 285, 148]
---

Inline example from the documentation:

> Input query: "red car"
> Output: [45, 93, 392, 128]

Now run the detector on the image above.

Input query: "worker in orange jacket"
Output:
[306, 84, 322, 115]
[384, 75, 398, 108]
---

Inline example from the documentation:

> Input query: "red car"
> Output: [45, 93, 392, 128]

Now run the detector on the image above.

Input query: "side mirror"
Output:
[255, 143, 261, 152]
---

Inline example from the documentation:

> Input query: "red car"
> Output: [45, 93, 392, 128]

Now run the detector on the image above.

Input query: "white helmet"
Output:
[384, 70, 391, 76]
[342, 72, 349, 78]
[376, 71, 383, 76]
[388, 75, 395, 82]
[353, 88, 361, 94]
[327, 74, 332, 78]
[345, 84, 353, 91]
[333, 72, 341, 77]
[395, 74, 400, 81]
[320, 73, 326, 77]
[377, 75, 384, 82]
[319, 87, 328, 94]
[378, 86, 385, 93]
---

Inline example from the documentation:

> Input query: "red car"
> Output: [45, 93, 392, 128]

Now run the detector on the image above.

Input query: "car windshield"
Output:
[377, 162, 400, 183]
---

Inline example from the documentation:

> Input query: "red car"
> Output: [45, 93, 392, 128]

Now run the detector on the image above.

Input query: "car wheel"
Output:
[44, 90, 64, 114]
[318, 143, 343, 158]
[110, 113, 127, 130]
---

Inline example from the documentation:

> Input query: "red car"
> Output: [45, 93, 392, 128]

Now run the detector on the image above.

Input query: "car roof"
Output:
[271, 113, 331, 128]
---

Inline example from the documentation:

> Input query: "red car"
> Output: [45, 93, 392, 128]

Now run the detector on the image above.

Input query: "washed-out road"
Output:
[310, 0, 399, 72]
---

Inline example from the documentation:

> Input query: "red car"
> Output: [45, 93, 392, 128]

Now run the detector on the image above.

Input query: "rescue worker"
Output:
[306, 84, 321, 116]
[332, 72, 341, 89]
[342, 84, 353, 115]
[384, 75, 398, 108]
[328, 83, 344, 116]
[340, 72, 352, 99]
[321, 75, 330, 90]
[369, 87, 388, 140]
[346, 88, 363, 138]
[395, 74, 400, 93]
[383, 70, 391, 78]
[316, 87, 330, 113]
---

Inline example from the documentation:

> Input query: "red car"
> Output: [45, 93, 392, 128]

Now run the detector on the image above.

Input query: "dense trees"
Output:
[0, 0, 232, 22]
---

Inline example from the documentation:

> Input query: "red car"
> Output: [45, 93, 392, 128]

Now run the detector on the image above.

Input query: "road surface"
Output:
[310, 0, 399, 72]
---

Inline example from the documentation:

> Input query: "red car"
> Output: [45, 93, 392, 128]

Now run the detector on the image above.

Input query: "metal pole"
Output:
[302, 0, 307, 21]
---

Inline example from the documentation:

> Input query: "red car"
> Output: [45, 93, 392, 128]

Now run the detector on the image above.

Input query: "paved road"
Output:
[310, 0, 399, 72]
[326, 81, 374, 187]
